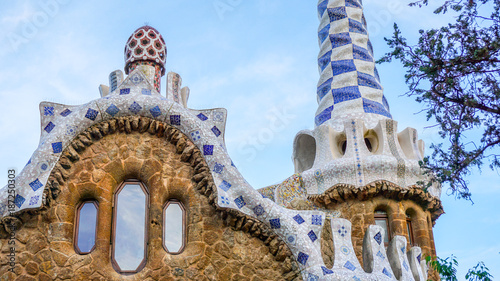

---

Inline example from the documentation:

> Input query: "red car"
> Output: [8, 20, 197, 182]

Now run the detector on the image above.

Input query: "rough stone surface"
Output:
[0, 117, 300, 281]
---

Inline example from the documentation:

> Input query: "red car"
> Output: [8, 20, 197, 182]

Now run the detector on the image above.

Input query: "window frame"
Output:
[406, 215, 415, 246]
[74, 200, 99, 255]
[111, 180, 150, 274]
[162, 200, 186, 254]
[374, 210, 391, 246]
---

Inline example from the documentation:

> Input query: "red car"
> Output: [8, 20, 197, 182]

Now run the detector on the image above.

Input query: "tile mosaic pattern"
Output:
[0, 16, 432, 280]
[315, 0, 391, 127]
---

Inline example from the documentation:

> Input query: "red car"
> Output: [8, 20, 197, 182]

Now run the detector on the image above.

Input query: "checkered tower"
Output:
[315, 0, 391, 128]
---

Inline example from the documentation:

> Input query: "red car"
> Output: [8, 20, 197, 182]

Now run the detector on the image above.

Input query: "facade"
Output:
[0, 1, 443, 280]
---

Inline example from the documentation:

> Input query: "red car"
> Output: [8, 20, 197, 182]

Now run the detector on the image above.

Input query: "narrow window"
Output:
[163, 201, 186, 254]
[74, 201, 98, 254]
[406, 214, 415, 246]
[374, 210, 390, 246]
[112, 180, 149, 274]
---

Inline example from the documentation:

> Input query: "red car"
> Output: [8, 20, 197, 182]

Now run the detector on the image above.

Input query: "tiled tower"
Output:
[0, 2, 444, 280]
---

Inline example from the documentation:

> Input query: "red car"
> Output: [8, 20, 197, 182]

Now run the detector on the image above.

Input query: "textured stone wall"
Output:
[312, 184, 439, 279]
[0, 117, 300, 281]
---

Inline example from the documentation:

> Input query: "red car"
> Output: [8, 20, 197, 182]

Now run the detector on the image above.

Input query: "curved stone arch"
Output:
[308, 180, 444, 222]
[39, 116, 300, 280]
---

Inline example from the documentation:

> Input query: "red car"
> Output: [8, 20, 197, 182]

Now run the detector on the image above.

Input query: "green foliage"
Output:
[378, 0, 500, 200]
[466, 262, 494, 281]
[426, 256, 493, 280]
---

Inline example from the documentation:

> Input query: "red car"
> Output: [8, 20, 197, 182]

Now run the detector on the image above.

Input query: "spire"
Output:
[124, 26, 167, 93]
[315, 0, 391, 128]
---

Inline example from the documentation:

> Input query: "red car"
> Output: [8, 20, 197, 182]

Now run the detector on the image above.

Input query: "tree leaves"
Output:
[379, 0, 500, 200]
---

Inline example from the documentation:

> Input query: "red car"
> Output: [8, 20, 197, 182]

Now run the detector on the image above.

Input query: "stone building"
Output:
[0, 0, 443, 280]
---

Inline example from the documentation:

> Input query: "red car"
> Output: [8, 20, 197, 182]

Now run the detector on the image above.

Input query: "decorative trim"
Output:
[308, 180, 444, 222]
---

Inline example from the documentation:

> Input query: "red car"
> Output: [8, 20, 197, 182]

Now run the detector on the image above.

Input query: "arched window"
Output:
[111, 180, 149, 274]
[374, 210, 390, 246]
[163, 200, 186, 254]
[406, 213, 415, 246]
[74, 201, 98, 254]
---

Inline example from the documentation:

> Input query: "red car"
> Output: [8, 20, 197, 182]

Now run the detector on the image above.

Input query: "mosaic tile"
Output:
[60, 109, 72, 117]
[85, 108, 99, 121]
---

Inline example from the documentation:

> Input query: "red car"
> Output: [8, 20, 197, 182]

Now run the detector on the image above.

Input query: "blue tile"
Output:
[383, 268, 392, 278]
[293, 214, 305, 224]
[44, 122, 55, 133]
[130, 74, 143, 85]
[211, 126, 221, 137]
[315, 105, 333, 126]
[403, 260, 409, 271]
[85, 108, 98, 121]
[308, 230, 318, 242]
[197, 113, 208, 121]
[106, 104, 120, 116]
[317, 78, 332, 100]
[120, 88, 130, 95]
[29, 195, 39, 206]
[52, 142, 63, 153]
[297, 252, 309, 265]
[142, 88, 151, 95]
[269, 218, 281, 229]
[353, 45, 373, 62]
[312, 214, 322, 225]
[318, 23, 330, 44]
[149, 105, 162, 117]
[190, 131, 201, 141]
[367, 39, 374, 56]
[203, 145, 214, 155]
[349, 18, 367, 35]
[362, 98, 392, 118]
[346, 0, 362, 8]
[358, 72, 382, 89]
[234, 196, 246, 208]
[44, 106, 54, 116]
[60, 109, 72, 117]
[318, 50, 332, 72]
[327, 7, 347, 22]
[322, 266, 333, 275]
[29, 178, 43, 191]
[332, 86, 361, 104]
[382, 95, 390, 111]
[213, 162, 224, 174]
[220, 196, 230, 205]
[253, 205, 264, 216]
[330, 32, 351, 48]
[374, 231, 382, 245]
[344, 260, 356, 271]
[14, 194, 25, 208]
[317, 0, 328, 17]
[377, 250, 385, 260]
[219, 180, 231, 192]
[331, 59, 356, 76]
[170, 115, 181, 125]
[307, 273, 319, 281]
[129, 101, 142, 114]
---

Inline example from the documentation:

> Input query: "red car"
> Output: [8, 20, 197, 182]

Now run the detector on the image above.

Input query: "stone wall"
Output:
[0, 117, 300, 281]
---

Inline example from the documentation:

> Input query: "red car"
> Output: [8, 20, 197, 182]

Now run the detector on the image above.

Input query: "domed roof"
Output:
[124, 26, 167, 75]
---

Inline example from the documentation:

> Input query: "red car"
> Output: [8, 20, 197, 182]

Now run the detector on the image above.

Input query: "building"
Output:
[0, 0, 443, 280]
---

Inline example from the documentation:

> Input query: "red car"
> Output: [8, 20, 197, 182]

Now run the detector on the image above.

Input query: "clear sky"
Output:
[0, 0, 498, 279]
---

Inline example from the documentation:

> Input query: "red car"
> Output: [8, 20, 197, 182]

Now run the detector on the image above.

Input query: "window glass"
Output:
[374, 211, 390, 245]
[76, 201, 97, 254]
[406, 215, 414, 246]
[164, 201, 185, 253]
[113, 182, 147, 272]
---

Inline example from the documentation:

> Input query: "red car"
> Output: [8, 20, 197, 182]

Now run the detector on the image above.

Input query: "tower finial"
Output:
[124, 26, 167, 92]
[315, 0, 391, 128]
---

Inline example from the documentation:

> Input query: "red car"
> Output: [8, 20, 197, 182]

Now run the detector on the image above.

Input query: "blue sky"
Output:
[0, 0, 498, 279]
